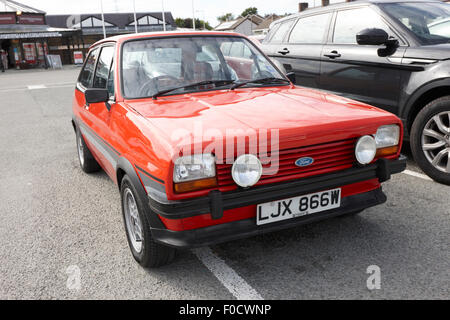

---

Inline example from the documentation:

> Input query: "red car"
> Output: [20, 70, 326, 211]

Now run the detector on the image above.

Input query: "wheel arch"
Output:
[403, 79, 450, 136]
[116, 157, 166, 229]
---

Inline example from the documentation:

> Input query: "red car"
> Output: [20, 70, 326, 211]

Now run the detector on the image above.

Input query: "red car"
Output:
[72, 31, 406, 268]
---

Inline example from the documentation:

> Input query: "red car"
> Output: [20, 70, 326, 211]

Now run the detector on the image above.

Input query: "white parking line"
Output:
[27, 85, 47, 90]
[403, 169, 433, 181]
[192, 247, 263, 300]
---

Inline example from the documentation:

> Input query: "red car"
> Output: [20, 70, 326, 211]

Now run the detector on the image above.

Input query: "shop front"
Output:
[0, 0, 79, 69]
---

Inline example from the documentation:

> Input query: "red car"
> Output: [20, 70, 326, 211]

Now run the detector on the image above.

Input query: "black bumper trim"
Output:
[151, 188, 387, 248]
[149, 155, 406, 221]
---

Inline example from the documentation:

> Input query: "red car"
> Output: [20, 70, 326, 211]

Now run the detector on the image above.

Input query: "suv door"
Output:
[320, 5, 407, 113]
[264, 13, 331, 89]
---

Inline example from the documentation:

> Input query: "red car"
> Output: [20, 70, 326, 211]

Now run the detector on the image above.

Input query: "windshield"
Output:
[121, 36, 285, 99]
[381, 2, 450, 45]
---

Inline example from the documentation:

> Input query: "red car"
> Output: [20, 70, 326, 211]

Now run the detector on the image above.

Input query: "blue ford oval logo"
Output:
[295, 157, 314, 167]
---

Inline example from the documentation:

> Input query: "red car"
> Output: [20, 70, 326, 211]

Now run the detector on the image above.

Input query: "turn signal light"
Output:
[376, 145, 399, 158]
[174, 177, 217, 193]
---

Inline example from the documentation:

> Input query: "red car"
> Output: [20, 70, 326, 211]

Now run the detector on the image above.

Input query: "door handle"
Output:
[277, 48, 290, 55]
[324, 51, 341, 59]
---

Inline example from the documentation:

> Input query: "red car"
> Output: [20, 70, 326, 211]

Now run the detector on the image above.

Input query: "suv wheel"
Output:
[120, 175, 176, 268]
[76, 127, 100, 173]
[410, 96, 450, 185]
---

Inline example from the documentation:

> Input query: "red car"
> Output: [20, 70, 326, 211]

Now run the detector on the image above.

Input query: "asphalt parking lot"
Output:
[0, 67, 448, 300]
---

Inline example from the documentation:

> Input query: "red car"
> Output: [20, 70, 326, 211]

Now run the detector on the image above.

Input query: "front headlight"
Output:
[355, 135, 377, 165]
[173, 154, 216, 183]
[375, 125, 400, 148]
[231, 154, 263, 187]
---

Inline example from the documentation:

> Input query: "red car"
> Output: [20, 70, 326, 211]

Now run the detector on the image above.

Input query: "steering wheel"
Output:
[138, 75, 180, 97]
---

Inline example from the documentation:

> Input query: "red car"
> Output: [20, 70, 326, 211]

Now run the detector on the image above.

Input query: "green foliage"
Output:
[241, 7, 258, 17]
[217, 13, 234, 22]
[175, 17, 212, 30]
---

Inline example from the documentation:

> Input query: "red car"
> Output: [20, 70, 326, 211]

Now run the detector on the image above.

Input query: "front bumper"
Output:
[149, 155, 407, 248]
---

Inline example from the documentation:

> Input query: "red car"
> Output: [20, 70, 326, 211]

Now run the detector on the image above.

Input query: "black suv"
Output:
[261, 0, 450, 185]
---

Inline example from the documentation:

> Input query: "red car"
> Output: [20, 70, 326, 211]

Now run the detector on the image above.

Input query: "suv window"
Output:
[93, 46, 114, 89]
[289, 13, 331, 43]
[333, 7, 392, 44]
[79, 48, 99, 88]
[269, 19, 295, 43]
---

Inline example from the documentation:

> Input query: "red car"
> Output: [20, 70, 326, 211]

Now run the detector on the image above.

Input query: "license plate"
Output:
[256, 188, 341, 225]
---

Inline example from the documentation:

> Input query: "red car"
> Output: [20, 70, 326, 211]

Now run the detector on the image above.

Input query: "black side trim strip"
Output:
[74, 116, 120, 156]
[135, 164, 165, 184]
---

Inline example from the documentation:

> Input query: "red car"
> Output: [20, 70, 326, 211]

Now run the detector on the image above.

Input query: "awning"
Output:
[0, 32, 62, 39]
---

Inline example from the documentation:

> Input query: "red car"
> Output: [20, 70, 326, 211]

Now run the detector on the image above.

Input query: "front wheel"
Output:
[410, 96, 450, 185]
[120, 175, 176, 268]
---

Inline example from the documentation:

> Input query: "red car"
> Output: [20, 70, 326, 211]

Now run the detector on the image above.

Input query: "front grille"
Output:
[216, 138, 357, 188]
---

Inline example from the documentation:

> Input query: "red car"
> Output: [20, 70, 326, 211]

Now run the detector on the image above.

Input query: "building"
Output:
[0, 0, 78, 69]
[46, 12, 175, 62]
[215, 15, 264, 36]
[0, 0, 176, 67]
[252, 14, 281, 35]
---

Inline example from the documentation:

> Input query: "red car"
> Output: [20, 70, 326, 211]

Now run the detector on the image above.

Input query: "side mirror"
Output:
[356, 28, 389, 46]
[286, 72, 296, 84]
[85, 88, 109, 104]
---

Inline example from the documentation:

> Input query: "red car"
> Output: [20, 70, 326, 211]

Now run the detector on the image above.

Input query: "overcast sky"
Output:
[17, 0, 344, 27]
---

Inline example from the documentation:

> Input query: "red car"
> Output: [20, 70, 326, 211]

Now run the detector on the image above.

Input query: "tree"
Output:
[240, 7, 258, 17]
[175, 17, 212, 30]
[217, 13, 234, 22]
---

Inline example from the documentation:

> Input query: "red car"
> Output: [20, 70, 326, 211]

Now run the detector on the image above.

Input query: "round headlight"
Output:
[355, 135, 377, 165]
[231, 154, 262, 187]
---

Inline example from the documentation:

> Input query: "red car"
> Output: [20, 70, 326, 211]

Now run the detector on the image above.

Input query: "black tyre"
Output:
[410, 96, 450, 185]
[120, 175, 176, 268]
[76, 126, 101, 173]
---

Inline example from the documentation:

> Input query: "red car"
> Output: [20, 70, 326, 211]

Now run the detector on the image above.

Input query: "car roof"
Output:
[90, 30, 244, 48]
[271, 0, 443, 26]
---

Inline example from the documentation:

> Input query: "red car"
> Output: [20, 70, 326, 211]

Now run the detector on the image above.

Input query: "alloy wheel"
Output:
[421, 111, 450, 173]
[123, 188, 143, 253]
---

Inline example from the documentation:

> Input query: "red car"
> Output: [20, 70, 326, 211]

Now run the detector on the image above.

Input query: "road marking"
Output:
[27, 85, 47, 90]
[192, 247, 263, 300]
[403, 169, 433, 181]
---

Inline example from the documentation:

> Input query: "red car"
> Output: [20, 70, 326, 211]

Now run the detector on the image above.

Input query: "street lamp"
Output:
[192, 0, 195, 30]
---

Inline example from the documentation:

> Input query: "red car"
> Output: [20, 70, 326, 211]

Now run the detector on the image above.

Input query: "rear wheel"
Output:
[120, 175, 176, 268]
[410, 96, 450, 185]
[76, 127, 100, 173]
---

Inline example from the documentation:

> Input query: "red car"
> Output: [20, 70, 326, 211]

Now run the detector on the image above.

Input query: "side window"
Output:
[220, 42, 232, 56]
[242, 45, 252, 59]
[229, 42, 244, 58]
[78, 48, 99, 88]
[333, 7, 392, 44]
[289, 13, 331, 43]
[93, 46, 114, 89]
[269, 19, 295, 43]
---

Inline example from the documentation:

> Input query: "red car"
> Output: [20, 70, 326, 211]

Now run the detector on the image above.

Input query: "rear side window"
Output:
[333, 7, 392, 44]
[269, 19, 295, 43]
[229, 42, 244, 57]
[93, 46, 114, 89]
[78, 48, 99, 88]
[289, 13, 332, 43]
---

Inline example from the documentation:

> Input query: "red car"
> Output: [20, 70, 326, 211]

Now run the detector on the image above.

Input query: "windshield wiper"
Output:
[152, 80, 235, 99]
[230, 77, 291, 90]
